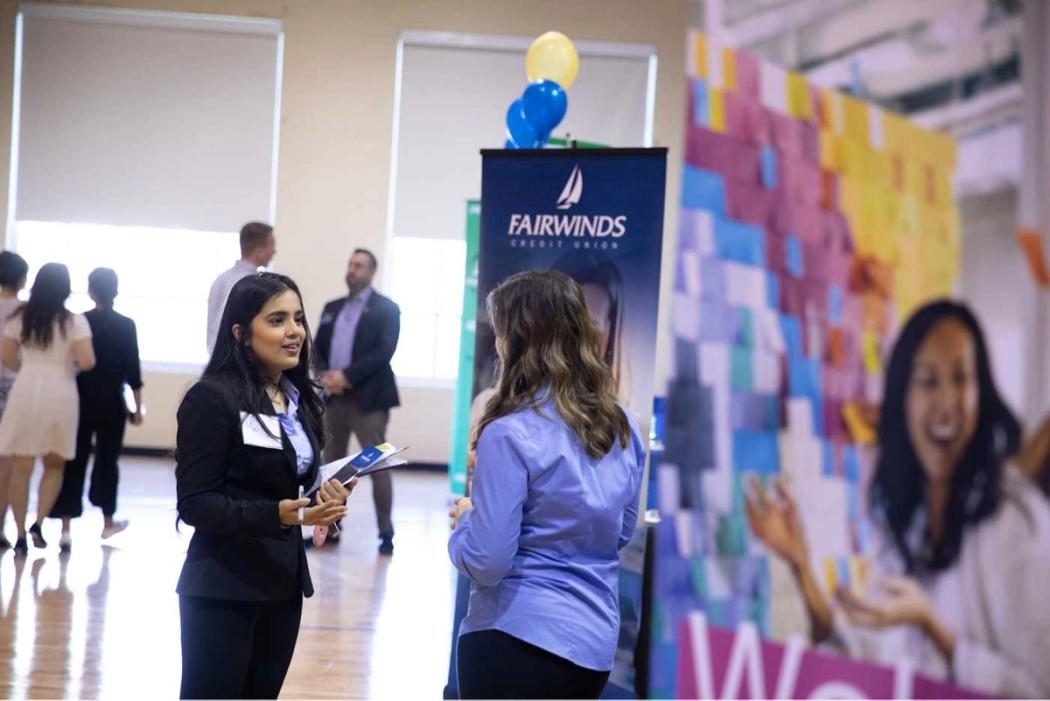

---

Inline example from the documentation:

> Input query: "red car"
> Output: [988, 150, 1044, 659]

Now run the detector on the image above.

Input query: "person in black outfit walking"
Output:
[50, 268, 143, 550]
[176, 272, 353, 699]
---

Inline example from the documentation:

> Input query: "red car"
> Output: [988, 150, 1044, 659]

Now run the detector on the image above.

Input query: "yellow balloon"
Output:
[525, 31, 579, 88]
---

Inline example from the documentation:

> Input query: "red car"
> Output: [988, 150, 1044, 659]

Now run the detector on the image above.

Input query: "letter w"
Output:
[688, 613, 805, 699]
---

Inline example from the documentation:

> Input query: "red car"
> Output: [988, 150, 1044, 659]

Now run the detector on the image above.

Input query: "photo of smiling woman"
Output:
[469, 251, 630, 438]
[746, 300, 1050, 696]
[175, 273, 354, 699]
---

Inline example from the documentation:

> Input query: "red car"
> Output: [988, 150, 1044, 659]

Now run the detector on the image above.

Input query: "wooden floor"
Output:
[0, 458, 456, 699]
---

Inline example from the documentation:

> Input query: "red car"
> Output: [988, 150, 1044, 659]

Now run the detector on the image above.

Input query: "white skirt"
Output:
[0, 365, 79, 459]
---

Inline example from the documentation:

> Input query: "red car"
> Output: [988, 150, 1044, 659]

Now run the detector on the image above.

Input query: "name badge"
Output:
[240, 412, 282, 450]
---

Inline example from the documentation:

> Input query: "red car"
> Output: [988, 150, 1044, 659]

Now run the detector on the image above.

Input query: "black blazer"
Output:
[314, 290, 400, 412]
[175, 374, 320, 601]
[78, 308, 143, 405]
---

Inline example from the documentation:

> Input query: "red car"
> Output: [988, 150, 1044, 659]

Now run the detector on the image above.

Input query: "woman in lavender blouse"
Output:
[449, 270, 646, 699]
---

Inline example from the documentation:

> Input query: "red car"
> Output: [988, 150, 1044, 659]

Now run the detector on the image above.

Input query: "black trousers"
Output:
[51, 397, 126, 518]
[179, 595, 303, 699]
[457, 629, 610, 700]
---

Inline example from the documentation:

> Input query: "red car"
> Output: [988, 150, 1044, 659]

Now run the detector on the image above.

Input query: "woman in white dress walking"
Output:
[0, 263, 95, 554]
[0, 250, 28, 548]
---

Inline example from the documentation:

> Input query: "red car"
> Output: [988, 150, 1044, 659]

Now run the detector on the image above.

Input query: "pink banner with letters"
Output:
[676, 614, 987, 699]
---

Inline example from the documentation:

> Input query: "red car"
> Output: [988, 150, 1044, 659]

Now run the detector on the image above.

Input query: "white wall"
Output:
[0, 0, 688, 462]
[957, 187, 1036, 419]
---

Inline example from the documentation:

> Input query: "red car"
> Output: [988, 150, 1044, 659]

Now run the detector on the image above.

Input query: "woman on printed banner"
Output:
[748, 300, 1050, 697]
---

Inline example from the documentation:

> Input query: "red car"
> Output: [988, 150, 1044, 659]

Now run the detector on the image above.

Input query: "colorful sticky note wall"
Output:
[653, 30, 960, 698]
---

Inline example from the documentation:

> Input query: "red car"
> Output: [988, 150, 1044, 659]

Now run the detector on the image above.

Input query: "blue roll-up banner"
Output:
[472, 148, 667, 442]
[462, 147, 667, 697]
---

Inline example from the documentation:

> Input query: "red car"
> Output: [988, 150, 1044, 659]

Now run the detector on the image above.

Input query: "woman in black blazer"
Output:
[176, 272, 353, 699]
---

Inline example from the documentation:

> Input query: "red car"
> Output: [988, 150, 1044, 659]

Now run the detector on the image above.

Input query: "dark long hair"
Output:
[205, 272, 325, 450]
[870, 299, 1020, 573]
[473, 270, 629, 459]
[16, 262, 71, 348]
[1039, 451, 1050, 498]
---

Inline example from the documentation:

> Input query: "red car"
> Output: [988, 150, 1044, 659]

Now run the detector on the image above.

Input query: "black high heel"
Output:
[0, 536, 11, 550]
[13, 537, 27, 555]
[28, 523, 46, 549]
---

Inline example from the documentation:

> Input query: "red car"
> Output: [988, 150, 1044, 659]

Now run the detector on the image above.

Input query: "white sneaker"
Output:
[101, 520, 129, 539]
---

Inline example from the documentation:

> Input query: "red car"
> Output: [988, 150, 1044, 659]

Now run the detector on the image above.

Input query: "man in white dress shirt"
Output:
[205, 222, 276, 354]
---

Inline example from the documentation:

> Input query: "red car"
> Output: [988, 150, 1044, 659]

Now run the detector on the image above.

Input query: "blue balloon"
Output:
[504, 138, 516, 149]
[521, 79, 567, 134]
[506, 98, 538, 148]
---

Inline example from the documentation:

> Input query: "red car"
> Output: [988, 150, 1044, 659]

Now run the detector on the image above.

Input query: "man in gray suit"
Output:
[314, 249, 401, 554]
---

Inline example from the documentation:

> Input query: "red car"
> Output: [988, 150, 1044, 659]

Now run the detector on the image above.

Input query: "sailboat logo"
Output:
[556, 166, 583, 210]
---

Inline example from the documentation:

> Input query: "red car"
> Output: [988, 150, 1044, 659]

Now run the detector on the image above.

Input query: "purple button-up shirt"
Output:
[276, 377, 313, 476]
[329, 287, 372, 372]
[448, 397, 646, 671]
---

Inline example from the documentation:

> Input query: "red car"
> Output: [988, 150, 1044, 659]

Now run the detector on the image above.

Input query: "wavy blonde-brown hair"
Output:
[471, 270, 629, 459]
